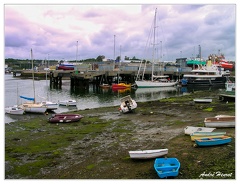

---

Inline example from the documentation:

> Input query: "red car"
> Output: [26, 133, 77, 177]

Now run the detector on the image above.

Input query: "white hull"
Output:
[5, 106, 25, 115]
[19, 103, 47, 114]
[41, 101, 59, 110]
[59, 100, 77, 106]
[129, 149, 168, 159]
[119, 95, 137, 113]
[184, 126, 216, 135]
[193, 98, 212, 103]
[135, 80, 177, 88]
[204, 116, 235, 128]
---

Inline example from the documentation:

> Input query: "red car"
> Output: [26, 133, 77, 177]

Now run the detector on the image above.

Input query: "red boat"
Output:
[49, 114, 83, 123]
[219, 61, 233, 70]
[111, 83, 131, 89]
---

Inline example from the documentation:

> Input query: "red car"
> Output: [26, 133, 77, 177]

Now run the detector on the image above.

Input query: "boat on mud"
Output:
[129, 148, 168, 159]
[184, 126, 216, 135]
[119, 95, 137, 113]
[48, 114, 84, 123]
[204, 116, 235, 128]
[154, 157, 180, 178]
[194, 136, 232, 147]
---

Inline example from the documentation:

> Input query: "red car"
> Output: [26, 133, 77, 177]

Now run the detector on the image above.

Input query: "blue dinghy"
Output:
[194, 136, 232, 147]
[154, 158, 180, 178]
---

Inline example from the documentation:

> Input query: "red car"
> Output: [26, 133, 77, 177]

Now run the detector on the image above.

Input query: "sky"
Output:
[4, 3, 236, 62]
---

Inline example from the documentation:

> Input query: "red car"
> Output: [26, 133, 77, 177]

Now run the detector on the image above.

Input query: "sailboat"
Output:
[135, 8, 178, 88]
[18, 49, 47, 114]
[5, 83, 25, 115]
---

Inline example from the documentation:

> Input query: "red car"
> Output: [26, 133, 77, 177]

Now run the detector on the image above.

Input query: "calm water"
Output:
[4, 74, 219, 124]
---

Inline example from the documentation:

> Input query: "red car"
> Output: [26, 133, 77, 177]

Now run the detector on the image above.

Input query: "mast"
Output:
[31, 49, 36, 103]
[151, 8, 157, 82]
[76, 41, 78, 62]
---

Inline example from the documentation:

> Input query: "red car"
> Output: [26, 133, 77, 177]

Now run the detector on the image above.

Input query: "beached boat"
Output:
[190, 132, 226, 141]
[184, 126, 216, 135]
[58, 100, 77, 106]
[194, 136, 232, 147]
[119, 95, 137, 113]
[193, 98, 212, 103]
[41, 101, 59, 111]
[5, 105, 25, 115]
[129, 149, 168, 159]
[154, 158, 180, 178]
[48, 114, 83, 123]
[204, 116, 235, 128]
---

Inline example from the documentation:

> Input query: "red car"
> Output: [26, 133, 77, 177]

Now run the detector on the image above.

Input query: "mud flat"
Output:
[5, 90, 235, 179]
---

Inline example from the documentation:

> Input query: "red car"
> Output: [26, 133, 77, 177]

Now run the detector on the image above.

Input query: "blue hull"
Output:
[154, 158, 180, 178]
[195, 137, 232, 147]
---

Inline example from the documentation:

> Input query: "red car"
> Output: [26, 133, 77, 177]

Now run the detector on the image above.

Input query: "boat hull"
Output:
[119, 95, 137, 113]
[184, 126, 216, 135]
[204, 116, 235, 128]
[154, 158, 180, 178]
[129, 149, 168, 159]
[112, 83, 131, 89]
[5, 106, 25, 115]
[195, 136, 232, 147]
[58, 100, 77, 106]
[135, 80, 177, 88]
[19, 103, 47, 114]
[49, 114, 83, 123]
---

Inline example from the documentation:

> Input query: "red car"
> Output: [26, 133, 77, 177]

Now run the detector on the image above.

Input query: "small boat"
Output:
[194, 136, 232, 147]
[48, 114, 83, 123]
[184, 126, 216, 135]
[193, 98, 212, 103]
[112, 83, 131, 89]
[19, 102, 47, 114]
[5, 105, 25, 115]
[119, 95, 137, 113]
[58, 100, 77, 106]
[41, 101, 59, 110]
[154, 158, 180, 178]
[99, 83, 111, 89]
[204, 116, 235, 128]
[190, 132, 227, 141]
[129, 149, 168, 159]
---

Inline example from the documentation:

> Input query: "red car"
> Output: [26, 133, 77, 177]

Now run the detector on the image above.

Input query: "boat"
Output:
[57, 61, 74, 70]
[190, 132, 226, 141]
[184, 126, 216, 135]
[49, 114, 83, 123]
[193, 98, 212, 103]
[119, 95, 137, 113]
[112, 83, 131, 89]
[181, 63, 227, 86]
[99, 83, 111, 89]
[135, 8, 177, 88]
[194, 136, 232, 147]
[5, 105, 25, 115]
[204, 116, 235, 128]
[41, 101, 59, 111]
[5, 83, 25, 115]
[154, 158, 180, 178]
[58, 99, 77, 106]
[18, 49, 47, 114]
[129, 149, 168, 159]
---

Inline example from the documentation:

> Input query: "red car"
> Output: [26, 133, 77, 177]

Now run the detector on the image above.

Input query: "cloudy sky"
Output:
[4, 3, 236, 62]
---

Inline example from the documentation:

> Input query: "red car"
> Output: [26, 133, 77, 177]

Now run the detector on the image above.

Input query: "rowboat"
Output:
[128, 149, 168, 159]
[112, 83, 131, 89]
[190, 132, 226, 141]
[184, 126, 216, 135]
[58, 100, 77, 106]
[5, 105, 25, 115]
[119, 95, 137, 113]
[193, 98, 212, 103]
[204, 116, 235, 128]
[194, 136, 232, 147]
[49, 114, 83, 123]
[154, 158, 180, 178]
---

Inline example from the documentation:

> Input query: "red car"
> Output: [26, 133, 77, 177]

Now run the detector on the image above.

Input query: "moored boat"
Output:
[154, 157, 180, 178]
[112, 83, 131, 89]
[204, 116, 235, 128]
[119, 95, 137, 113]
[129, 148, 168, 159]
[184, 126, 216, 135]
[48, 114, 83, 123]
[41, 101, 59, 111]
[58, 100, 77, 106]
[194, 136, 232, 147]
[5, 105, 25, 115]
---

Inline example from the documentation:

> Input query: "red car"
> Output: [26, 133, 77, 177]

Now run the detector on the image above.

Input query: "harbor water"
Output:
[4, 74, 223, 124]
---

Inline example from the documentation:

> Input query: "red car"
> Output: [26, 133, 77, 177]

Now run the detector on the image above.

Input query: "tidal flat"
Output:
[5, 90, 235, 179]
